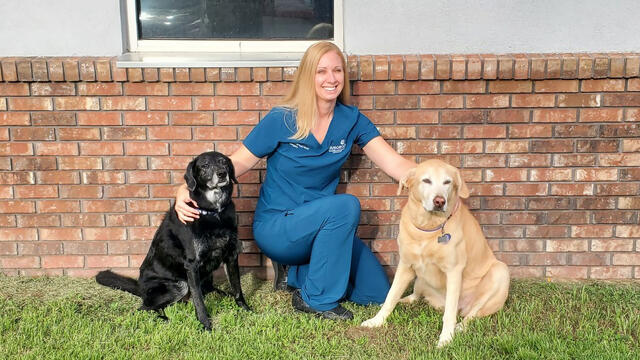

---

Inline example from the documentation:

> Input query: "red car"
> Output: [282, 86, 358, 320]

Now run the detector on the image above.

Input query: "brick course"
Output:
[1, 53, 639, 279]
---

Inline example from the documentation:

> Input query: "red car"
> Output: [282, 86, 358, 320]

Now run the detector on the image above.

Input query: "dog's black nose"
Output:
[217, 171, 227, 178]
[433, 196, 446, 208]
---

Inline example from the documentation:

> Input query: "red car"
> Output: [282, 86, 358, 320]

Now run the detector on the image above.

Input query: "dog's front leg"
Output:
[224, 257, 251, 311]
[361, 260, 415, 328]
[437, 266, 463, 347]
[185, 261, 212, 331]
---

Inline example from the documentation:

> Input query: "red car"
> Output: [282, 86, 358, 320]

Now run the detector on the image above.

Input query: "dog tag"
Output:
[437, 233, 451, 244]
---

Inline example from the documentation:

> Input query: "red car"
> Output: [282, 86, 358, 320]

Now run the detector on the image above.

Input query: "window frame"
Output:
[124, 0, 344, 53]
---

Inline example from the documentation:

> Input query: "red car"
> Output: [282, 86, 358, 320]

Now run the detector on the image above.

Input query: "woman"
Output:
[175, 41, 416, 320]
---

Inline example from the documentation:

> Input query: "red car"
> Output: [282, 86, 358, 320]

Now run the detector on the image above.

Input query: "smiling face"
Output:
[314, 50, 345, 105]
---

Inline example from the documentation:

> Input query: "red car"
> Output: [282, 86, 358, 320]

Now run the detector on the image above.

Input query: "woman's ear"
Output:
[455, 168, 470, 199]
[184, 158, 197, 191]
[397, 167, 416, 195]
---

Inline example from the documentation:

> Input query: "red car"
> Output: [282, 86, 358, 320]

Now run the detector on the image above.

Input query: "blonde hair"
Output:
[282, 41, 351, 140]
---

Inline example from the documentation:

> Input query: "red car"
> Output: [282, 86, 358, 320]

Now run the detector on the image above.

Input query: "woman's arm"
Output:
[362, 136, 416, 182]
[175, 144, 261, 224]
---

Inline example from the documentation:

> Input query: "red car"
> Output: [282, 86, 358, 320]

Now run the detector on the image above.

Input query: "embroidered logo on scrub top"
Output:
[289, 143, 310, 150]
[329, 139, 346, 153]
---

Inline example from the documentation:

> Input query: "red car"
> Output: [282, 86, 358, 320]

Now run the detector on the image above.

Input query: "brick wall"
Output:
[1, 53, 639, 280]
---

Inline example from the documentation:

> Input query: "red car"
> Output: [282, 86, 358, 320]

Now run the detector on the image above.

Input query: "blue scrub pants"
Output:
[253, 194, 390, 311]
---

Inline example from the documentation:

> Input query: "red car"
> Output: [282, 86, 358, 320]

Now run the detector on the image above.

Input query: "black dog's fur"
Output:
[96, 151, 250, 330]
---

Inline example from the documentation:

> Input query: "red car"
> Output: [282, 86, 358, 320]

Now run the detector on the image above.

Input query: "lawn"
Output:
[0, 274, 638, 360]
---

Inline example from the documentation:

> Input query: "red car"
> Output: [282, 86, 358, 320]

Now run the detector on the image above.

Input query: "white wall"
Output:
[344, 0, 640, 54]
[1, 0, 639, 56]
[0, 0, 123, 56]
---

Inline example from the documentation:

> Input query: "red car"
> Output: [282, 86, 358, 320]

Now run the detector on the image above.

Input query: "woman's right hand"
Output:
[175, 183, 200, 224]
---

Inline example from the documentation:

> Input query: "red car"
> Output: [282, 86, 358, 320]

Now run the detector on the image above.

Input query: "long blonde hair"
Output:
[282, 41, 351, 140]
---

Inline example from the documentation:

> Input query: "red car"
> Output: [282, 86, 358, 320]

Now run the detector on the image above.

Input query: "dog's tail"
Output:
[95, 270, 141, 297]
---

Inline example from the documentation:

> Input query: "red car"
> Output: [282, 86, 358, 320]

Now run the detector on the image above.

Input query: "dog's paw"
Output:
[360, 316, 385, 328]
[201, 319, 212, 332]
[455, 322, 467, 333]
[399, 294, 417, 304]
[436, 331, 454, 348]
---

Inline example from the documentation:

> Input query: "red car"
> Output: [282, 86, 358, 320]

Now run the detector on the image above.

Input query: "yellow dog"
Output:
[362, 159, 509, 347]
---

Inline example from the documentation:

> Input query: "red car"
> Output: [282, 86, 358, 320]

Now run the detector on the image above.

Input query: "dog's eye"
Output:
[201, 163, 210, 169]
[443, 180, 451, 185]
[422, 178, 431, 184]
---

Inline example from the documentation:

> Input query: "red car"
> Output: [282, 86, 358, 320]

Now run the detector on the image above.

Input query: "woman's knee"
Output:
[331, 194, 361, 225]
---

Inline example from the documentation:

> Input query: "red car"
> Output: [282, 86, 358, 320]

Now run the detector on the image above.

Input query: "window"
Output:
[124, 0, 343, 55]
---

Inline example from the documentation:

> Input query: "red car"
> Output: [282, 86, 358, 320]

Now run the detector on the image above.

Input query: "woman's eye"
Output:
[422, 179, 431, 184]
[444, 180, 451, 185]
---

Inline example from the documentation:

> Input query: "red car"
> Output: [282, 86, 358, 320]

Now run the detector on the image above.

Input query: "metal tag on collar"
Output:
[437, 233, 451, 244]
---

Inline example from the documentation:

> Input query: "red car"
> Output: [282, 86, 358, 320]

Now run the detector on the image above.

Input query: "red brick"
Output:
[591, 239, 634, 252]
[36, 171, 80, 185]
[616, 225, 640, 238]
[420, 95, 463, 109]
[216, 83, 259, 96]
[12, 127, 55, 141]
[41, 255, 83, 268]
[194, 127, 237, 140]
[159, 68, 175, 82]
[353, 81, 394, 95]
[558, 94, 601, 107]
[27, 112, 73, 126]
[529, 168, 571, 181]
[575, 168, 617, 181]
[535, 80, 578, 93]
[389, 55, 404, 80]
[127, 68, 143, 82]
[488, 109, 529, 123]
[397, 81, 439, 95]
[485, 140, 528, 153]
[435, 56, 450, 80]
[441, 140, 482, 154]
[59, 185, 103, 199]
[463, 155, 507, 168]
[216, 111, 260, 125]
[374, 56, 390, 80]
[1, 256, 41, 269]
[194, 96, 238, 111]
[441, 110, 484, 124]
[0, 172, 35, 185]
[124, 112, 168, 125]
[101, 97, 145, 110]
[38, 228, 82, 241]
[600, 153, 640, 167]
[507, 182, 547, 196]
[0, 200, 35, 214]
[148, 96, 191, 110]
[512, 94, 555, 108]
[57, 128, 100, 141]
[84, 228, 127, 241]
[545, 239, 588, 252]
[148, 126, 192, 140]
[104, 157, 147, 170]
[442, 80, 485, 93]
[83, 200, 126, 213]
[63, 241, 107, 255]
[602, 94, 640, 107]
[509, 124, 552, 138]
[107, 241, 150, 255]
[0, 112, 30, 125]
[623, 139, 640, 152]
[1, 60, 18, 81]
[581, 79, 625, 92]
[9, 98, 52, 111]
[79, 142, 123, 156]
[61, 213, 105, 227]
[77, 112, 121, 126]
[54, 97, 99, 110]
[488, 80, 532, 93]
[467, 95, 509, 108]
[553, 154, 597, 167]
[14, 185, 58, 199]
[0, 83, 29, 96]
[106, 214, 149, 227]
[533, 109, 577, 123]
[37, 200, 80, 213]
[452, 57, 466, 80]
[579, 108, 623, 122]
[418, 125, 461, 139]
[359, 56, 373, 80]
[16, 60, 33, 81]
[374, 96, 418, 109]
[124, 142, 168, 156]
[85, 255, 128, 268]
[629, 78, 640, 91]
[103, 127, 146, 140]
[171, 142, 215, 156]
[171, 112, 213, 125]
[591, 267, 633, 280]
[127, 171, 170, 184]
[612, 254, 640, 266]
[95, 60, 111, 81]
[77, 83, 122, 96]
[124, 83, 168, 96]
[58, 157, 102, 170]
[550, 184, 593, 196]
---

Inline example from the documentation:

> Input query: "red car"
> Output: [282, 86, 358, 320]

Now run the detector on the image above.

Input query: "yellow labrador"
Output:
[361, 159, 509, 347]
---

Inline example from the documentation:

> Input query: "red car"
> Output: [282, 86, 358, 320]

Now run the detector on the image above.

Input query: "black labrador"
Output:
[96, 151, 250, 331]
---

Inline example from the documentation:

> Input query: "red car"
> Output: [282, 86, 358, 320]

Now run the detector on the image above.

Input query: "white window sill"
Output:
[117, 52, 304, 68]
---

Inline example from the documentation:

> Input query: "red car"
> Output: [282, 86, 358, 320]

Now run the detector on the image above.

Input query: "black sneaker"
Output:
[291, 289, 353, 321]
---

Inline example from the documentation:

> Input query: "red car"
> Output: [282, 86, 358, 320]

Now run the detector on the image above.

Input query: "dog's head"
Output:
[399, 159, 469, 213]
[184, 151, 237, 193]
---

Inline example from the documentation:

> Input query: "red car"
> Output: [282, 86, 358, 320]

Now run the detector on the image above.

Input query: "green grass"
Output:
[0, 275, 639, 360]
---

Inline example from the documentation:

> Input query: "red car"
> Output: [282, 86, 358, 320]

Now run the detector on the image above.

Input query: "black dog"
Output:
[96, 151, 250, 331]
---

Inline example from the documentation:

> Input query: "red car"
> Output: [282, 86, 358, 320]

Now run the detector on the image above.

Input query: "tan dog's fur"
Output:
[361, 159, 509, 347]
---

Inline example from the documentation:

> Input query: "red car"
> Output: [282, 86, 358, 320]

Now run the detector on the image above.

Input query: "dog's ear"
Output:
[455, 168, 470, 199]
[227, 156, 238, 184]
[184, 158, 198, 191]
[397, 167, 416, 195]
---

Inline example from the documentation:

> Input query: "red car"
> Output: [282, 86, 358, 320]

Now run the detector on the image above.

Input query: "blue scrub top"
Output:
[243, 102, 380, 221]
